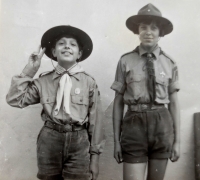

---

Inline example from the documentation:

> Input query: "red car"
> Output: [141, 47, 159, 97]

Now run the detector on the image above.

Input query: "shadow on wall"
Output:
[99, 101, 123, 180]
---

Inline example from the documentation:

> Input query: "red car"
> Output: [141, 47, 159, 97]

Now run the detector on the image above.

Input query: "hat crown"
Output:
[138, 3, 162, 17]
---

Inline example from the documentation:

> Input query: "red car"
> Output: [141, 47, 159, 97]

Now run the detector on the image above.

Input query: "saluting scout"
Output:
[6, 26, 105, 180]
[111, 4, 180, 180]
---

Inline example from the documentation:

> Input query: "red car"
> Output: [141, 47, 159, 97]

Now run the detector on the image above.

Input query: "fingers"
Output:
[91, 169, 98, 180]
[114, 153, 119, 163]
[36, 45, 41, 53]
[31, 46, 46, 59]
[114, 152, 123, 163]
[39, 47, 46, 58]
[92, 173, 98, 180]
[119, 151, 123, 163]
[170, 150, 179, 162]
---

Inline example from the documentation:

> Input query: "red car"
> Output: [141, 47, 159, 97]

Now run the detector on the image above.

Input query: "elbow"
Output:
[6, 94, 23, 109]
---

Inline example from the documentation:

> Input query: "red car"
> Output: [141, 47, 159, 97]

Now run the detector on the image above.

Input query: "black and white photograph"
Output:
[0, 0, 200, 179]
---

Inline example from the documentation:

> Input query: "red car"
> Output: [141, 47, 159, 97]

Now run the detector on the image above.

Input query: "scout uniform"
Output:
[111, 4, 180, 163]
[6, 26, 105, 180]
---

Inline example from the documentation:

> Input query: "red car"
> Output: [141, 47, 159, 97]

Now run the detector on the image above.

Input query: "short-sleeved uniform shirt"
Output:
[111, 45, 180, 105]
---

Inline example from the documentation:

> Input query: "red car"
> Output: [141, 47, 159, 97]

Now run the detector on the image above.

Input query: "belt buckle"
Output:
[63, 124, 72, 132]
[141, 104, 148, 110]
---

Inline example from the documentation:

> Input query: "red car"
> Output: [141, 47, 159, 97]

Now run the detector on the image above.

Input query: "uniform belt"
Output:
[44, 121, 86, 133]
[128, 104, 165, 112]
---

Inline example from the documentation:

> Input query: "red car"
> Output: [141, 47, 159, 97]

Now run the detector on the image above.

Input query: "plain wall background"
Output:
[1, 0, 200, 179]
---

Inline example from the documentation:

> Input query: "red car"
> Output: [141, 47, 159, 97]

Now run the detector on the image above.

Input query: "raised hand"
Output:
[28, 45, 46, 70]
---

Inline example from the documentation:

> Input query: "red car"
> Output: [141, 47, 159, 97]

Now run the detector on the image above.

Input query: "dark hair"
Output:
[136, 18, 163, 36]
[51, 34, 83, 61]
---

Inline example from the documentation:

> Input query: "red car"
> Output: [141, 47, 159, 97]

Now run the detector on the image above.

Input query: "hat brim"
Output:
[41, 25, 93, 61]
[126, 15, 173, 36]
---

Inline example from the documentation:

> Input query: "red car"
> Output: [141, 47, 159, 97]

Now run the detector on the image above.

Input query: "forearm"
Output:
[168, 92, 180, 143]
[113, 93, 124, 142]
[88, 83, 105, 155]
[6, 65, 40, 108]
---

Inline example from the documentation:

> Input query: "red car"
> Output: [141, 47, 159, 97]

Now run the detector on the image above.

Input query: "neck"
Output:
[141, 44, 158, 53]
[58, 61, 77, 71]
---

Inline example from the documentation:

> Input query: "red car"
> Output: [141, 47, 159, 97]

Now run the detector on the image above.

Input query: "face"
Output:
[52, 37, 82, 65]
[138, 23, 160, 48]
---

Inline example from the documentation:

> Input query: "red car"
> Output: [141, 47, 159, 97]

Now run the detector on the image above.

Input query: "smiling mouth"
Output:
[62, 51, 72, 55]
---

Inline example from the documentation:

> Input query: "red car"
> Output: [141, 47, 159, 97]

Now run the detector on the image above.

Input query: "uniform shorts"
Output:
[120, 107, 174, 163]
[36, 126, 90, 180]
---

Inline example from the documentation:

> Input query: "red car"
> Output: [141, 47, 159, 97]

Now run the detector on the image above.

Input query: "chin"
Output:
[143, 42, 156, 48]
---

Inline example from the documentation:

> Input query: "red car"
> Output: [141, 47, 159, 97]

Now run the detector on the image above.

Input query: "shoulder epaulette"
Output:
[160, 50, 176, 64]
[121, 46, 139, 58]
[82, 72, 95, 81]
[39, 70, 54, 78]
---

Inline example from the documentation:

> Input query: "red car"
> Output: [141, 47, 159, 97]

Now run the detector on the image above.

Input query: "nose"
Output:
[146, 28, 152, 35]
[64, 43, 70, 49]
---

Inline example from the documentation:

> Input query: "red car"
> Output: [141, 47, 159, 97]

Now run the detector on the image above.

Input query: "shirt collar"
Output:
[52, 64, 81, 80]
[139, 44, 160, 60]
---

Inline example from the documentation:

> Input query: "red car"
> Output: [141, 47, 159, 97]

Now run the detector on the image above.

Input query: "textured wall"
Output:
[1, 0, 200, 179]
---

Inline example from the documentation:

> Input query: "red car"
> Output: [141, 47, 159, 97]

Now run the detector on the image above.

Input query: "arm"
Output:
[88, 82, 105, 180]
[168, 91, 180, 162]
[110, 58, 126, 163]
[113, 93, 124, 163]
[6, 46, 45, 108]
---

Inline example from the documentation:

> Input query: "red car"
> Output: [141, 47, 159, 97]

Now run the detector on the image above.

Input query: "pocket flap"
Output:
[126, 74, 143, 84]
[156, 77, 169, 86]
[40, 96, 56, 104]
[71, 96, 89, 105]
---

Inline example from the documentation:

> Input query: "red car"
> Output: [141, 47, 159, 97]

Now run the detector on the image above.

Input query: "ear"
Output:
[51, 48, 56, 58]
[78, 50, 83, 60]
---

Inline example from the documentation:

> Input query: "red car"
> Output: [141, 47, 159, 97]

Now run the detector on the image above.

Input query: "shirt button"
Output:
[80, 99, 83, 102]
[47, 98, 49, 102]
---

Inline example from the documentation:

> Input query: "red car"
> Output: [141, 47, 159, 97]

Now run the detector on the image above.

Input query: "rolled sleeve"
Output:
[110, 59, 126, 94]
[88, 82, 105, 155]
[6, 65, 40, 108]
[168, 64, 180, 94]
[111, 81, 126, 94]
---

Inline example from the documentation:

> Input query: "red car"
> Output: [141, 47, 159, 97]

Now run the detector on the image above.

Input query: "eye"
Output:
[151, 26, 158, 30]
[139, 25, 146, 30]
[71, 43, 77, 46]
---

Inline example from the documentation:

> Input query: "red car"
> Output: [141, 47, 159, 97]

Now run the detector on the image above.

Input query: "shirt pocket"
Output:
[126, 72, 144, 97]
[71, 95, 89, 119]
[155, 77, 169, 100]
[40, 96, 56, 107]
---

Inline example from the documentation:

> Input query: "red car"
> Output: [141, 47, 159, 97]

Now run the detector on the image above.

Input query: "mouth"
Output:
[144, 38, 153, 40]
[62, 51, 72, 55]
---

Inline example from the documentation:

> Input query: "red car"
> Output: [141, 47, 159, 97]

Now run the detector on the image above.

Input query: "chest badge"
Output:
[75, 88, 81, 95]
[160, 71, 166, 78]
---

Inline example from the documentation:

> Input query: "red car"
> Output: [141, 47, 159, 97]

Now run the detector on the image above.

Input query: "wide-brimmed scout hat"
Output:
[41, 25, 93, 61]
[126, 3, 173, 36]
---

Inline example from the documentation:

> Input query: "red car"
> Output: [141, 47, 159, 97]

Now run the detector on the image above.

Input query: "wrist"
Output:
[91, 154, 99, 163]
[22, 64, 39, 78]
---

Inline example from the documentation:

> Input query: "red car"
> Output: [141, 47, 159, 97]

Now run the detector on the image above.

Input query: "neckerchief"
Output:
[54, 63, 84, 115]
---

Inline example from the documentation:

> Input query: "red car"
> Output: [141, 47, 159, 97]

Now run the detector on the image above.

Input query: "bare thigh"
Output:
[123, 162, 147, 180]
[147, 159, 168, 180]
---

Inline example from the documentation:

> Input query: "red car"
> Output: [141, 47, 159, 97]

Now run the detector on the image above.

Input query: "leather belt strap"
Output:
[44, 121, 86, 133]
[128, 104, 164, 112]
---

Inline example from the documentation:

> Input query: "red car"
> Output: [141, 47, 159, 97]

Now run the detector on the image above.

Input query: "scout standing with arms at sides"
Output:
[6, 26, 105, 180]
[111, 4, 180, 180]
